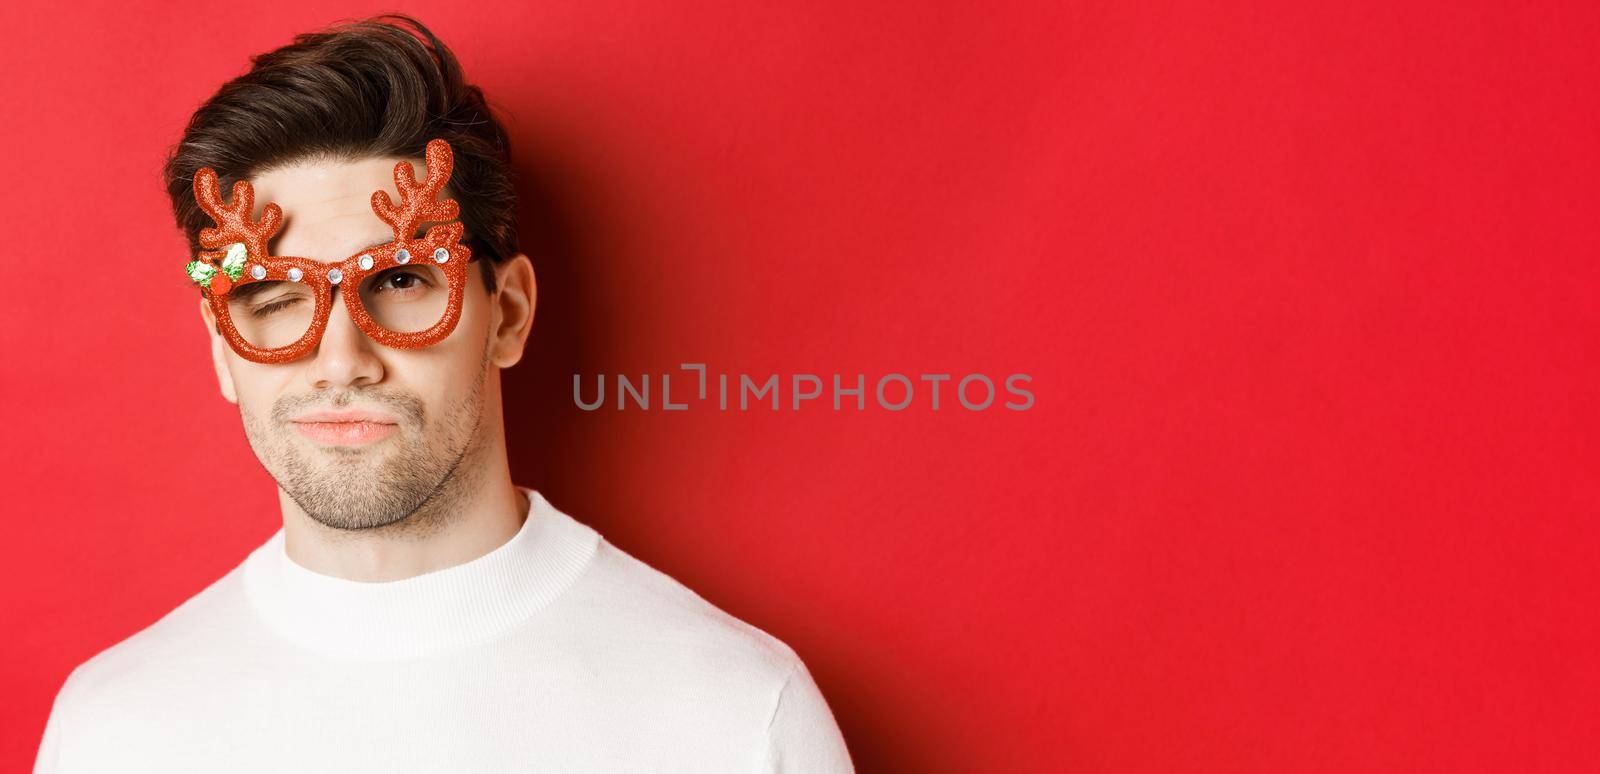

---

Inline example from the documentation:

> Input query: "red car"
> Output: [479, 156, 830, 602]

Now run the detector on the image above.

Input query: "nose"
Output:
[304, 284, 384, 389]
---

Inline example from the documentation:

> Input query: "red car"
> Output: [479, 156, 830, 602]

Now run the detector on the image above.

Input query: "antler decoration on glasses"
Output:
[183, 139, 467, 295]
[188, 169, 284, 295]
[372, 138, 463, 246]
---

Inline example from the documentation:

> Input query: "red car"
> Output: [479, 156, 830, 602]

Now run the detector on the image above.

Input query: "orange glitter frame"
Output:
[186, 138, 479, 364]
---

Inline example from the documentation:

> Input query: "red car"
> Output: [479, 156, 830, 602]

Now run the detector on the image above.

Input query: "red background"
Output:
[3, 2, 1597, 771]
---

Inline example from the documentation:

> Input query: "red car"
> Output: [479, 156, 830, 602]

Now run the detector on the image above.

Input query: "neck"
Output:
[278, 430, 526, 582]
[243, 485, 602, 661]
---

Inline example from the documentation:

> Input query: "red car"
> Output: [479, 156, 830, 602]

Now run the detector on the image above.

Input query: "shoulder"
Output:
[530, 491, 806, 687]
[49, 559, 260, 714]
[542, 536, 853, 769]
[572, 537, 806, 681]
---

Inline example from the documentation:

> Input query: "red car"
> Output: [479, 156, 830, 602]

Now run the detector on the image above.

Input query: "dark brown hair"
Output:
[163, 14, 516, 292]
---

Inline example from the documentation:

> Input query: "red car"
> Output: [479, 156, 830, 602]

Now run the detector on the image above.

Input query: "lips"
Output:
[291, 409, 400, 424]
[289, 409, 399, 446]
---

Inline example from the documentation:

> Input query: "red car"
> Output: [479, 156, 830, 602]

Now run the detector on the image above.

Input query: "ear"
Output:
[488, 253, 537, 369]
[197, 296, 239, 404]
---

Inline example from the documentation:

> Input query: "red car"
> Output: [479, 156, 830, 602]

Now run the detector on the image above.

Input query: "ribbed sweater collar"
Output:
[241, 486, 599, 662]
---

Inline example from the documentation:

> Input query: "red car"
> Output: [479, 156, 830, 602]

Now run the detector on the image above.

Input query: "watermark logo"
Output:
[574, 364, 1034, 411]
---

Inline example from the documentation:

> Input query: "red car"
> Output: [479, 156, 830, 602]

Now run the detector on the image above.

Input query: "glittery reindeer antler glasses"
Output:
[184, 138, 479, 364]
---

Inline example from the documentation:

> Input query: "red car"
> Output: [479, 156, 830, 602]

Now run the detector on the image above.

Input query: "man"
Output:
[33, 15, 853, 773]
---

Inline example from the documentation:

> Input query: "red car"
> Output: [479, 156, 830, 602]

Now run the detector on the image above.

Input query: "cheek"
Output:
[431, 275, 494, 358]
[388, 343, 488, 428]
[227, 363, 285, 412]
[397, 352, 484, 413]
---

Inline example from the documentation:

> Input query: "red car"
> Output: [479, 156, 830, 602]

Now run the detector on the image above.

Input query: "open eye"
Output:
[369, 267, 437, 293]
[358, 263, 451, 333]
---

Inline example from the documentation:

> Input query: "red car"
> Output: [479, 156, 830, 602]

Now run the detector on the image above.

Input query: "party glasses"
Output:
[183, 138, 479, 364]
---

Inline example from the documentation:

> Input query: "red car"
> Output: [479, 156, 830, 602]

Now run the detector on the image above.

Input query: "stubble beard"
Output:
[238, 352, 490, 537]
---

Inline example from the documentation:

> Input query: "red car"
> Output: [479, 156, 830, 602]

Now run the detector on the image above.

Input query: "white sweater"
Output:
[33, 487, 853, 773]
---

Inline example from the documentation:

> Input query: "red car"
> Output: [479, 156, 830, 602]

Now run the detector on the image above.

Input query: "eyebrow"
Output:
[230, 280, 294, 302]
[227, 237, 398, 302]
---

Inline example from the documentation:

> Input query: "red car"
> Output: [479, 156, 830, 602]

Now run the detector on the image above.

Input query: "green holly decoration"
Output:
[221, 242, 248, 281]
[185, 259, 217, 287]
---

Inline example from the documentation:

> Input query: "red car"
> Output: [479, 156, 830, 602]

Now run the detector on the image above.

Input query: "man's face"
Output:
[199, 155, 498, 532]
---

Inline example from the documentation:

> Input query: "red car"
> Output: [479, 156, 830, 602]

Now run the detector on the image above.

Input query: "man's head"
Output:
[164, 16, 535, 533]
